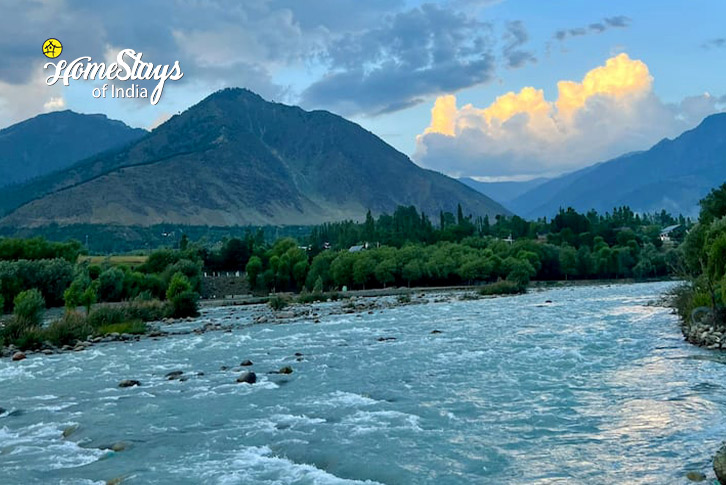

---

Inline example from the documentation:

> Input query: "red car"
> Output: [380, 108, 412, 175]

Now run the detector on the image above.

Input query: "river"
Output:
[1, 281, 725, 484]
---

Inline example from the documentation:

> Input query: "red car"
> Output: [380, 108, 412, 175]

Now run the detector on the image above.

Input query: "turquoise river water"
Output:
[1, 281, 726, 484]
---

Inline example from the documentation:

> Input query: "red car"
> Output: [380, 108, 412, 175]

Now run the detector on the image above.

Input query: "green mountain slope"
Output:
[0, 110, 145, 188]
[509, 113, 726, 217]
[1, 89, 510, 227]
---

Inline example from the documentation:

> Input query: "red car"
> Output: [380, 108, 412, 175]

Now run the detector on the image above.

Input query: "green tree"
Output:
[402, 259, 424, 287]
[375, 257, 397, 288]
[166, 272, 192, 300]
[81, 283, 98, 314]
[98, 267, 125, 302]
[13, 289, 45, 327]
[246, 256, 263, 289]
[559, 245, 578, 280]
[64, 276, 88, 310]
[166, 272, 199, 318]
[312, 276, 324, 293]
[352, 253, 377, 289]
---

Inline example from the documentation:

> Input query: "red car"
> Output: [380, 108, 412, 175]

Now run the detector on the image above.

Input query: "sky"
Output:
[1, 0, 725, 181]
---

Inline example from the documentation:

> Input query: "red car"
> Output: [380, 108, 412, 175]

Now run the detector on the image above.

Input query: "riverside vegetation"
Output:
[671, 183, 726, 349]
[0, 204, 686, 354]
[664, 182, 726, 485]
[236, 204, 684, 298]
[0, 239, 202, 352]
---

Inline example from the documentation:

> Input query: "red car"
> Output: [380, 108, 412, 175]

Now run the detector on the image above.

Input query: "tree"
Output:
[402, 260, 424, 287]
[312, 276, 324, 293]
[331, 253, 355, 288]
[375, 257, 397, 288]
[352, 254, 377, 289]
[166, 272, 192, 300]
[13, 289, 45, 327]
[559, 245, 578, 280]
[506, 259, 536, 286]
[246, 256, 263, 289]
[293, 259, 309, 290]
[98, 267, 125, 302]
[81, 284, 97, 314]
[166, 272, 199, 318]
[699, 183, 726, 225]
[64, 277, 88, 310]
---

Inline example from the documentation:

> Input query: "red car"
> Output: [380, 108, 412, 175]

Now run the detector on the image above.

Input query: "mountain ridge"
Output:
[506, 113, 726, 217]
[0, 110, 146, 189]
[1, 88, 510, 227]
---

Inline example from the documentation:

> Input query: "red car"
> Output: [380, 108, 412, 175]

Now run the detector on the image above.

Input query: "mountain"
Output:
[459, 177, 549, 207]
[0, 89, 509, 228]
[509, 113, 726, 218]
[0, 110, 146, 188]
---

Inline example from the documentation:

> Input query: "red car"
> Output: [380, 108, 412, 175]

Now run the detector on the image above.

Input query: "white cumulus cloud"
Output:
[414, 53, 726, 179]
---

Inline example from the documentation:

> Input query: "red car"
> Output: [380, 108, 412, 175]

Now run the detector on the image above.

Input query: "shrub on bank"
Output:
[87, 300, 169, 327]
[477, 280, 527, 296]
[44, 311, 94, 347]
[268, 295, 289, 310]
[166, 272, 200, 318]
[13, 289, 45, 327]
[96, 320, 147, 336]
[0, 299, 172, 351]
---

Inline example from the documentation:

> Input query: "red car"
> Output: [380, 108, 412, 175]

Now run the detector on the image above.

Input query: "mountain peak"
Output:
[0, 111, 146, 189]
[0, 89, 510, 228]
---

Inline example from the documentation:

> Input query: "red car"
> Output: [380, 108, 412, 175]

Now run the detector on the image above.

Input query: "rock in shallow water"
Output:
[110, 442, 129, 452]
[165, 370, 184, 380]
[715, 444, 726, 484]
[240, 360, 253, 366]
[11, 352, 25, 361]
[686, 470, 707, 482]
[118, 379, 141, 388]
[62, 424, 79, 439]
[237, 371, 257, 384]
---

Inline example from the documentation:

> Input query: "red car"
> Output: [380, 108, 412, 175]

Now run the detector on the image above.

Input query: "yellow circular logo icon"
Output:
[42, 38, 62, 58]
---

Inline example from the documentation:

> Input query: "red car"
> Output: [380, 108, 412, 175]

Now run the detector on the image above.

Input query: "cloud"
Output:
[0, 0, 515, 125]
[502, 21, 536, 69]
[553, 16, 631, 43]
[0, 65, 67, 125]
[43, 96, 66, 111]
[299, 3, 496, 116]
[414, 54, 724, 179]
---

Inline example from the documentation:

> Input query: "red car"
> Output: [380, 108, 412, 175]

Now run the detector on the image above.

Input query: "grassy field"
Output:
[78, 255, 148, 267]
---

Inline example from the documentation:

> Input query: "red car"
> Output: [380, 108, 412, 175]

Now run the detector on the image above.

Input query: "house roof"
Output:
[660, 224, 681, 235]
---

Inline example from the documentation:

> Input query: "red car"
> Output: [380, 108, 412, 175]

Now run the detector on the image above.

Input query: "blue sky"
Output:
[1, 0, 724, 180]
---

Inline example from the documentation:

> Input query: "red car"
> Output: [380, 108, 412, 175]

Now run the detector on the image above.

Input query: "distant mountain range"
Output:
[463, 113, 726, 218]
[458, 177, 549, 206]
[0, 110, 146, 188]
[0, 89, 509, 228]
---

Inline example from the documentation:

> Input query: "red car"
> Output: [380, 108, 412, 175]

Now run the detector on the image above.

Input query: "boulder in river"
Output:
[240, 360, 253, 366]
[430, 330, 442, 334]
[165, 370, 184, 380]
[277, 366, 293, 374]
[0, 407, 5, 415]
[686, 470, 707, 482]
[11, 352, 26, 361]
[715, 444, 726, 484]
[118, 379, 141, 388]
[110, 441, 129, 452]
[237, 371, 257, 384]
[62, 424, 79, 439]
